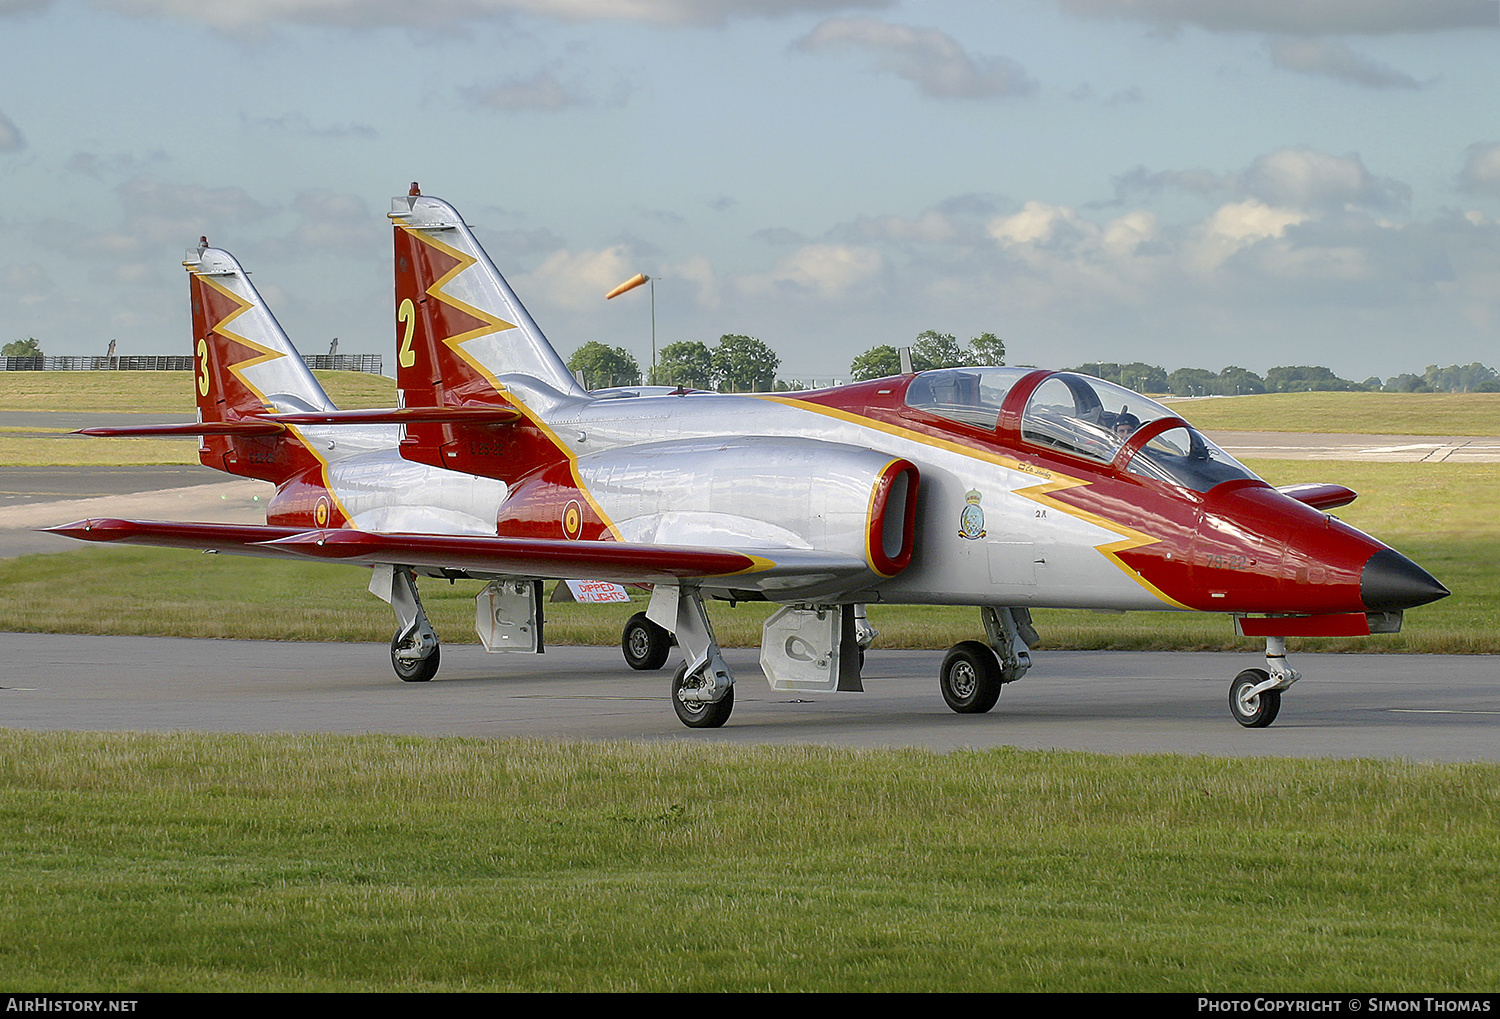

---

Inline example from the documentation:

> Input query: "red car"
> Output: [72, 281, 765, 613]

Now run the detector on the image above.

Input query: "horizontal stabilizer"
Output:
[1276, 483, 1358, 510]
[75, 406, 522, 438]
[76, 421, 286, 438]
[264, 406, 523, 426]
[43, 518, 310, 557]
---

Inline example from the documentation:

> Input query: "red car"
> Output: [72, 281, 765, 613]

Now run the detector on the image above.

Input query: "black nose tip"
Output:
[1362, 549, 1450, 612]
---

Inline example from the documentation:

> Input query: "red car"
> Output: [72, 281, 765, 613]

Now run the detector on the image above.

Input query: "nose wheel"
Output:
[1229, 669, 1281, 728]
[1228, 637, 1298, 728]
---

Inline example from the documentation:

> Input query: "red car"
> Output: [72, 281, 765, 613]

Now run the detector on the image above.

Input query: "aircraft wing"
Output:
[45, 518, 872, 589]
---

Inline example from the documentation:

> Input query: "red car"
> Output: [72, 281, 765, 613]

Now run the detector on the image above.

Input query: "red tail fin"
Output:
[185, 243, 330, 485]
[391, 193, 578, 481]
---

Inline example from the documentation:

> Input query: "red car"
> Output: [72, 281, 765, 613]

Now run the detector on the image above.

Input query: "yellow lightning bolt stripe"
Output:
[1008, 472, 1192, 609]
[758, 394, 1190, 608]
[197, 276, 283, 399]
[400, 226, 624, 540]
[193, 274, 355, 525]
[397, 224, 517, 363]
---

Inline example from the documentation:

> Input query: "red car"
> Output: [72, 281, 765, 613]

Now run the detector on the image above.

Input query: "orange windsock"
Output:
[605, 273, 650, 300]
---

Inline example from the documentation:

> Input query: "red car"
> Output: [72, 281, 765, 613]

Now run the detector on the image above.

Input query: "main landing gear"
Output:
[647, 586, 735, 728]
[939, 607, 1036, 714]
[621, 612, 673, 671]
[372, 564, 442, 683]
[1229, 636, 1300, 728]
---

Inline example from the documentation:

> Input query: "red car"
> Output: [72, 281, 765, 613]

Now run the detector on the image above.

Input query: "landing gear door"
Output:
[475, 578, 545, 653]
[760, 605, 863, 693]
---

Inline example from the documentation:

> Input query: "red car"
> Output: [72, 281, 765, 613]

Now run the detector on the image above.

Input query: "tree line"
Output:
[12, 330, 1496, 395]
[1072, 361, 1500, 395]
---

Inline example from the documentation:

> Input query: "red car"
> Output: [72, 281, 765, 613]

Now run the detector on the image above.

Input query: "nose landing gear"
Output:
[1230, 636, 1300, 728]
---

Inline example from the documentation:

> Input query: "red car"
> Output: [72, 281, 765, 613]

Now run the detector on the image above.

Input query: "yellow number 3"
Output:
[398, 298, 417, 369]
[196, 337, 210, 396]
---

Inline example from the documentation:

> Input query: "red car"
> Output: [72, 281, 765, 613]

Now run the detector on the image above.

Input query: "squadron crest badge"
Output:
[959, 490, 986, 540]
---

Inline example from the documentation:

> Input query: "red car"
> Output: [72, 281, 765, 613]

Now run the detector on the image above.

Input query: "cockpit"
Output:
[904, 367, 1260, 493]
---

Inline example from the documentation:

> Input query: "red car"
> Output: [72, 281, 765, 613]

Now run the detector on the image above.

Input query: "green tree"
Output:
[910, 330, 967, 371]
[850, 344, 902, 381]
[711, 334, 780, 392]
[968, 332, 1006, 366]
[2, 337, 42, 357]
[1264, 366, 1366, 393]
[851, 331, 1004, 379]
[652, 340, 713, 389]
[1384, 373, 1430, 393]
[1167, 367, 1216, 397]
[567, 341, 640, 389]
[1216, 366, 1266, 395]
[1070, 361, 1168, 393]
[1423, 363, 1497, 393]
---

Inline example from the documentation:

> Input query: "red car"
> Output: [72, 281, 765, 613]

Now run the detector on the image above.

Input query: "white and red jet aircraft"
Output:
[51, 187, 1449, 729]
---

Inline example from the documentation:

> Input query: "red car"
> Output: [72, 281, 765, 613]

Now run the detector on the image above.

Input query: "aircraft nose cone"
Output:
[1361, 549, 1449, 612]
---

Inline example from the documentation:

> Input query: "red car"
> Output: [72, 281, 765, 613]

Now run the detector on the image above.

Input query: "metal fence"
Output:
[1, 354, 383, 374]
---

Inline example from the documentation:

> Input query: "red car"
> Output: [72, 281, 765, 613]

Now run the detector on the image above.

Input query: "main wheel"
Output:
[940, 640, 1003, 714]
[671, 663, 734, 728]
[1230, 668, 1281, 728]
[622, 612, 672, 671]
[391, 632, 440, 683]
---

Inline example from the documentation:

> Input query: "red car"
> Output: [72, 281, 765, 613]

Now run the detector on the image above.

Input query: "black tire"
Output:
[671, 663, 734, 728]
[391, 632, 440, 683]
[940, 640, 1003, 714]
[622, 612, 672, 671]
[1230, 668, 1281, 728]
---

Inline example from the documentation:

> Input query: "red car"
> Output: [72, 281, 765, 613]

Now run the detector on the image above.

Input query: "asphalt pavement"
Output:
[3, 635, 1495, 760]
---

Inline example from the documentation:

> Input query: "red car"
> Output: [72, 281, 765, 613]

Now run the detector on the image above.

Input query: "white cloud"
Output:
[240, 112, 378, 139]
[793, 17, 1036, 99]
[1048, 0, 1499, 36]
[1112, 148, 1406, 212]
[738, 243, 886, 297]
[0, 0, 52, 15]
[1459, 142, 1500, 196]
[1244, 148, 1408, 210]
[833, 208, 967, 245]
[989, 201, 1081, 246]
[513, 245, 636, 310]
[1267, 37, 1424, 88]
[465, 70, 586, 112]
[1203, 200, 1305, 243]
[98, 0, 894, 32]
[0, 108, 23, 153]
[665, 253, 721, 310]
[0, 262, 52, 303]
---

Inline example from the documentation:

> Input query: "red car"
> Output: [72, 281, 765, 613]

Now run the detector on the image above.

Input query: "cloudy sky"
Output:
[2, 0, 1497, 382]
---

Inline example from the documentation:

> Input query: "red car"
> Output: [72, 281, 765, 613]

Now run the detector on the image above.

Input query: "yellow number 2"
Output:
[398, 298, 417, 369]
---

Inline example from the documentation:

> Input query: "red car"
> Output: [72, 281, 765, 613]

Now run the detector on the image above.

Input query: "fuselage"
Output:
[280, 366, 1445, 622]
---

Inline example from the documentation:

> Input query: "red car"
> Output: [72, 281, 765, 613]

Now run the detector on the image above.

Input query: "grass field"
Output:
[4, 371, 1498, 436]
[1164, 390, 1500, 435]
[0, 369, 394, 414]
[1, 730, 1496, 992]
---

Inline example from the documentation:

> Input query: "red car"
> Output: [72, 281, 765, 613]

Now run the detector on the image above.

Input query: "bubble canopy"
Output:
[904, 367, 1260, 493]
